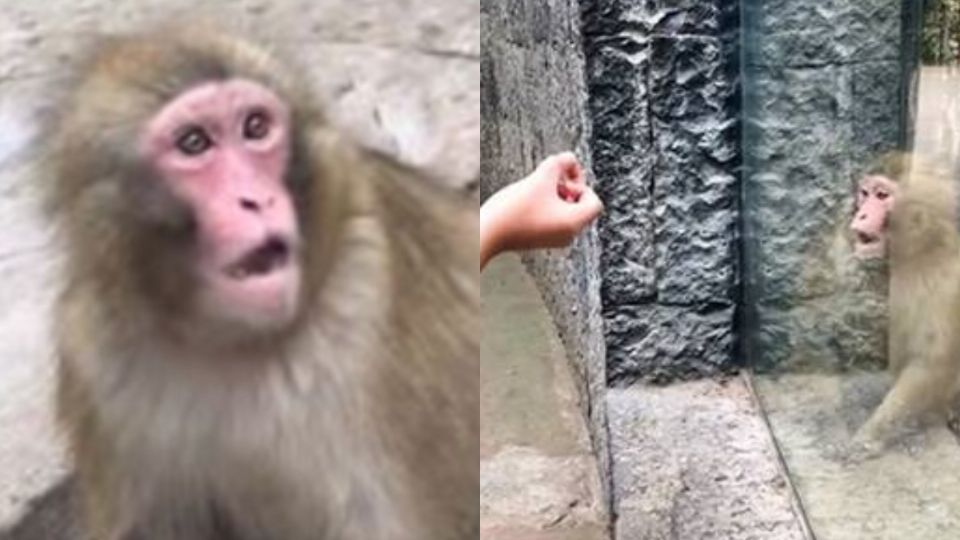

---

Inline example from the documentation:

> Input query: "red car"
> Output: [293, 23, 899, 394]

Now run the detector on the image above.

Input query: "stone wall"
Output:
[581, 0, 742, 385]
[740, 0, 918, 372]
[480, 0, 611, 505]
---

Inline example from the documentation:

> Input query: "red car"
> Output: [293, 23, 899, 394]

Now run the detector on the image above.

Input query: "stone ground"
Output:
[481, 255, 608, 540]
[755, 373, 960, 540]
[608, 378, 807, 540]
[0, 0, 477, 534]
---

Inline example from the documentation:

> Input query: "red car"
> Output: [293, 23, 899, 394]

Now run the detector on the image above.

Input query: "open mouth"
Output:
[225, 236, 291, 280]
[856, 231, 880, 246]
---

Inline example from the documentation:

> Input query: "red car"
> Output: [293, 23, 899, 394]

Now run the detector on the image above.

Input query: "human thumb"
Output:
[571, 187, 603, 228]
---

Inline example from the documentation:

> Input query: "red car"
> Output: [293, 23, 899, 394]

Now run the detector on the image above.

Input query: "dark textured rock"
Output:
[651, 35, 739, 307]
[481, 0, 611, 511]
[583, 1, 741, 382]
[851, 61, 905, 161]
[752, 291, 888, 373]
[604, 304, 737, 385]
[584, 40, 658, 305]
[744, 0, 901, 67]
[582, 0, 737, 39]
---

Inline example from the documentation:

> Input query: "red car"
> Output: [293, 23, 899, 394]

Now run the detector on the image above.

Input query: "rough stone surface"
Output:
[581, 0, 741, 383]
[0, 0, 478, 530]
[607, 380, 805, 540]
[756, 372, 960, 540]
[0, 157, 67, 530]
[0, 0, 479, 191]
[481, 447, 604, 532]
[740, 0, 914, 372]
[481, 0, 611, 512]
[604, 304, 736, 383]
[743, 0, 902, 68]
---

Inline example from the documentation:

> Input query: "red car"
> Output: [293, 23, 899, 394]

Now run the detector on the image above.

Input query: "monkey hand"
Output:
[480, 152, 603, 268]
[823, 437, 884, 466]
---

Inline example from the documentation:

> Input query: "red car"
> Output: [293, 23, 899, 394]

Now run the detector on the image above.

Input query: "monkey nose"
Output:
[238, 197, 275, 213]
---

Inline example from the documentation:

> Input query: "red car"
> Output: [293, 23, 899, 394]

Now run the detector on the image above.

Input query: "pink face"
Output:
[850, 174, 897, 259]
[141, 80, 302, 331]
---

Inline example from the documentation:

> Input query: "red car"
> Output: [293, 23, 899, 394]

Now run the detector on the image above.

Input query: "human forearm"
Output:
[479, 153, 603, 271]
[480, 196, 504, 270]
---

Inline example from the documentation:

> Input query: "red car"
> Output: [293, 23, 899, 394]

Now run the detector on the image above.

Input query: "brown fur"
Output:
[46, 28, 478, 540]
[852, 154, 960, 452]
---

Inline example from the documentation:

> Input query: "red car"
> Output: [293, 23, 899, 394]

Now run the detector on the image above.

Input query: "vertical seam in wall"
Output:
[645, 37, 659, 303]
[573, 0, 617, 528]
[736, 0, 753, 370]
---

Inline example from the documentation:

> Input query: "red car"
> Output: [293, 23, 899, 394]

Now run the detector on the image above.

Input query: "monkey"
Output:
[844, 152, 960, 458]
[42, 26, 478, 540]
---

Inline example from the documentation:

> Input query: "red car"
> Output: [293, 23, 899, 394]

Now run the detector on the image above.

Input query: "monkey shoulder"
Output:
[358, 149, 479, 365]
[367, 151, 476, 256]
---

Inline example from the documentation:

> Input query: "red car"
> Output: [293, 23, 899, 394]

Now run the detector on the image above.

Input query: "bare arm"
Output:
[480, 153, 603, 270]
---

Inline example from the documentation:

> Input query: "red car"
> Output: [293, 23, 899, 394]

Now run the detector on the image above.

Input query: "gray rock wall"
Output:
[480, 0, 612, 508]
[741, 0, 917, 372]
[581, 0, 742, 385]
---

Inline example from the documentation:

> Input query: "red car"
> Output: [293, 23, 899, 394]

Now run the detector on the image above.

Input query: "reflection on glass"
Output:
[745, 0, 960, 537]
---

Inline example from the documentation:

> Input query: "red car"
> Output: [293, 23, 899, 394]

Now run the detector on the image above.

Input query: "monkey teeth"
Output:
[225, 237, 291, 280]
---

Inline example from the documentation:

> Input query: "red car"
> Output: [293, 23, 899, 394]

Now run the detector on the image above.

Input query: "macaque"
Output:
[848, 152, 960, 456]
[43, 27, 477, 539]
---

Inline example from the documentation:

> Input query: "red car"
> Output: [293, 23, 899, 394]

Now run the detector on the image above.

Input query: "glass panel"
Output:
[744, 0, 960, 537]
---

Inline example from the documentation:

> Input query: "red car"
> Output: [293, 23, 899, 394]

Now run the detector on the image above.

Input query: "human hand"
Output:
[480, 152, 603, 268]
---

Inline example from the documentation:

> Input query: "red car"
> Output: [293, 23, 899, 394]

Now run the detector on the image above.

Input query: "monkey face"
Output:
[851, 174, 897, 260]
[140, 79, 303, 333]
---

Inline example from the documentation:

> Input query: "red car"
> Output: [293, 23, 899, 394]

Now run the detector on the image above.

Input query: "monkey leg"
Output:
[854, 358, 957, 447]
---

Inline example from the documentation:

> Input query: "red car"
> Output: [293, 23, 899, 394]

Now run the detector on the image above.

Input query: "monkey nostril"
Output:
[240, 198, 260, 212]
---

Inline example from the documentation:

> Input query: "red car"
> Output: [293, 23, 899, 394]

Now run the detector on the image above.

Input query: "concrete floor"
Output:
[480, 255, 608, 540]
[607, 378, 807, 540]
[756, 372, 960, 540]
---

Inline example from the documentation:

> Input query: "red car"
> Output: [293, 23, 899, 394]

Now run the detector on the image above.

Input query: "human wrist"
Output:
[480, 192, 509, 268]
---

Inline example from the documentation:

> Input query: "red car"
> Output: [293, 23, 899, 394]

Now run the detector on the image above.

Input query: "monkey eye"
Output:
[877, 191, 890, 201]
[859, 188, 869, 199]
[176, 127, 213, 156]
[243, 110, 271, 140]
